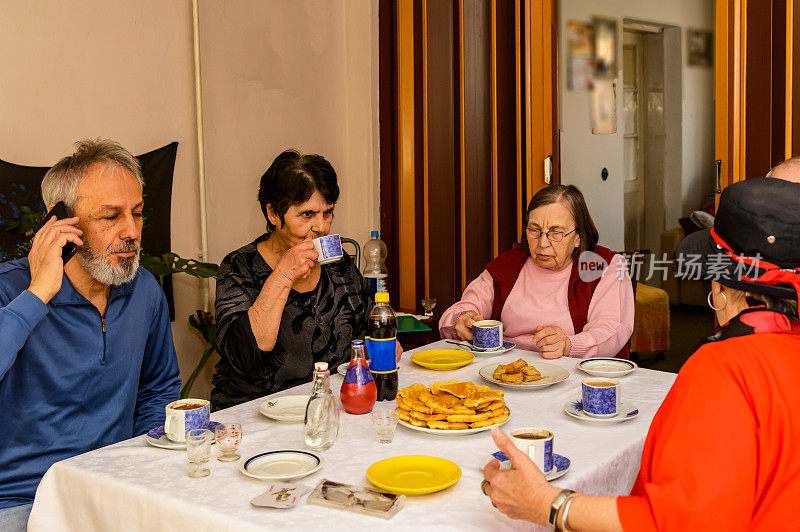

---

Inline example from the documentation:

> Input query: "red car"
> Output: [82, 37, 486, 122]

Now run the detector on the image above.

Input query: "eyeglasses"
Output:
[525, 227, 576, 242]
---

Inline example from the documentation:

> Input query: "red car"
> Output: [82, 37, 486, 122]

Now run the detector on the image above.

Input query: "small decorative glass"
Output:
[421, 298, 437, 319]
[186, 428, 212, 478]
[371, 408, 399, 444]
[214, 423, 243, 462]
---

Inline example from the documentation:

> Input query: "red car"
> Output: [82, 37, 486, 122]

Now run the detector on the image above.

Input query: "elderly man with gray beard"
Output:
[0, 139, 180, 532]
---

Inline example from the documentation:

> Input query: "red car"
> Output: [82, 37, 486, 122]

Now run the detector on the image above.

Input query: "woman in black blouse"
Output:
[211, 150, 384, 410]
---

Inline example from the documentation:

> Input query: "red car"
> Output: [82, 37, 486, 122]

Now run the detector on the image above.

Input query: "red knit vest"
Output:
[485, 245, 629, 359]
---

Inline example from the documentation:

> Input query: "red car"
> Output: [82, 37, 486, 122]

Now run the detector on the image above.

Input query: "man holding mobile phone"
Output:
[0, 138, 180, 531]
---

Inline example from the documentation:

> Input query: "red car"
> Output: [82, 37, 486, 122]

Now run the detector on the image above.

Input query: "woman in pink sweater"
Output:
[439, 185, 634, 359]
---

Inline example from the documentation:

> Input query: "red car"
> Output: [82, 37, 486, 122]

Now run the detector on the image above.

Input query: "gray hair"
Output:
[766, 156, 800, 182]
[41, 138, 144, 211]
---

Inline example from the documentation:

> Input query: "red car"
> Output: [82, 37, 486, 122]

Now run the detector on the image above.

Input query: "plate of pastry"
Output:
[479, 359, 570, 389]
[395, 381, 510, 435]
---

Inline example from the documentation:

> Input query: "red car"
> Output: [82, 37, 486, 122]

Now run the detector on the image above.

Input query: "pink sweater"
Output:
[439, 254, 635, 358]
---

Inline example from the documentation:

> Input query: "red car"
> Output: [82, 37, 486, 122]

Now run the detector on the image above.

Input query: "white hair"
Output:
[41, 138, 144, 211]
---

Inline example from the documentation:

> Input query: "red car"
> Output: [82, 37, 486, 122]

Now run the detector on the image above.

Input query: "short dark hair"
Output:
[257, 150, 340, 231]
[521, 184, 599, 255]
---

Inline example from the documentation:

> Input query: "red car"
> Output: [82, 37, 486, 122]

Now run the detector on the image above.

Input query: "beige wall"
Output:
[199, 0, 380, 266]
[0, 0, 380, 399]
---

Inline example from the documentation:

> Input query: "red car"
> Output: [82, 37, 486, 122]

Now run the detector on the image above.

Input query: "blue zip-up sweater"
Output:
[0, 258, 181, 508]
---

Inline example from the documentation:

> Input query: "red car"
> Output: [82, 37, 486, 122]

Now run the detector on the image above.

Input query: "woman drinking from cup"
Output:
[439, 184, 634, 358]
[211, 150, 397, 410]
[481, 177, 800, 529]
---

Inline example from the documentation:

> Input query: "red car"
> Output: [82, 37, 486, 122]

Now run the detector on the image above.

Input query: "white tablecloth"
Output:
[29, 341, 676, 531]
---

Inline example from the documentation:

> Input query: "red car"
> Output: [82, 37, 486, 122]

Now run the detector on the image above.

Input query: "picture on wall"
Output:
[567, 20, 594, 91]
[688, 29, 713, 67]
[592, 17, 618, 79]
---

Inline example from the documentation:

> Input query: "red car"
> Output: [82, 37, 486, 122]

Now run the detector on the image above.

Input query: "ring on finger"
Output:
[481, 480, 491, 496]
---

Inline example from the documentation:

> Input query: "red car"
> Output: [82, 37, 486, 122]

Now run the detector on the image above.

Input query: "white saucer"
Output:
[145, 421, 222, 450]
[445, 339, 516, 355]
[563, 399, 639, 424]
[577, 358, 637, 378]
[240, 450, 323, 481]
[337, 363, 348, 377]
[259, 395, 309, 423]
[480, 451, 570, 481]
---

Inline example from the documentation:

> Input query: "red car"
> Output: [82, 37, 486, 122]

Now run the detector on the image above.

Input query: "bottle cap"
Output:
[371, 230, 379, 238]
[314, 362, 329, 372]
[351, 339, 365, 347]
[375, 292, 390, 303]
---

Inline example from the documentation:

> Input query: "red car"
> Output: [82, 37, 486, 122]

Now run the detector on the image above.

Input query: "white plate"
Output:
[480, 452, 571, 481]
[445, 339, 516, 355]
[337, 363, 348, 377]
[563, 399, 639, 424]
[239, 450, 323, 481]
[398, 415, 509, 436]
[479, 362, 570, 389]
[258, 395, 309, 423]
[577, 358, 637, 378]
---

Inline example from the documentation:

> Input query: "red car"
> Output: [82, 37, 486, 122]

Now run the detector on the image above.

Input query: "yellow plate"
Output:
[410, 349, 474, 370]
[366, 455, 462, 495]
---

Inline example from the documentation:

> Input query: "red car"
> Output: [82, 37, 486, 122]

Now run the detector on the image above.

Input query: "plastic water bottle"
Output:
[304, 362, 339, 451]
[366, 292, 398, 401]
[363, 230, 388, 298]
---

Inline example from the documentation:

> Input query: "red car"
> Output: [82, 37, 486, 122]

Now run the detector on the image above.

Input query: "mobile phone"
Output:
[43, 201, 78, 264]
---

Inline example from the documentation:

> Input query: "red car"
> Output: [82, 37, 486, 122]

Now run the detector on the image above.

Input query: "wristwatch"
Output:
[548, 489, 575, 529]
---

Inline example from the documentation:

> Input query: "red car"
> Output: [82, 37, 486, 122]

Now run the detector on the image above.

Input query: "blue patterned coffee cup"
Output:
[510, 427, 554, 474]
[313, 234, 344, 264]
[165, 399, 211, 442]
[581, 378, 621, 417]
[472, 320, 503, 350]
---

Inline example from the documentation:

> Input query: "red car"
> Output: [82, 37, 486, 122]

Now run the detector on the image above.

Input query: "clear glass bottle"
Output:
[304, 362, 340, 451]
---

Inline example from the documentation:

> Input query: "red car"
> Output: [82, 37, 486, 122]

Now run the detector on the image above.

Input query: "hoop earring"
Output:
[707, 291, 727, 311]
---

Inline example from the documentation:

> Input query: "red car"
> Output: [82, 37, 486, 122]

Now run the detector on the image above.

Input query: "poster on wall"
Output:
[567, 21, 594, 91]
[591, 80, 617, 134]
[688, 29, 713, 67]
[592, 17, 617, 80]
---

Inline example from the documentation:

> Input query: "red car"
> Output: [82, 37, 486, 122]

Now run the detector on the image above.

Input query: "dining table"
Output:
[28, 339, 677, 531]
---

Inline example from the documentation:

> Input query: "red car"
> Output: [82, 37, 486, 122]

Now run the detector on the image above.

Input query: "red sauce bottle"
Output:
[340, 340, 377, 414]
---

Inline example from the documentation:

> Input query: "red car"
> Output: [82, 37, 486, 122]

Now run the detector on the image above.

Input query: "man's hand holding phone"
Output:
[27, 206, 83, 304]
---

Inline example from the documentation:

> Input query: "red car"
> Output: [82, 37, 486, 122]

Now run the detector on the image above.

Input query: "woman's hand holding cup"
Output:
[273, 238, 319, 287]
[455, 310, 482, 341]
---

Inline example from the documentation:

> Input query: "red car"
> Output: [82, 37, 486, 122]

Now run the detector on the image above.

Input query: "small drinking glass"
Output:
[214, 423, 243, 462]
[186, 428, 212, 478]
[421, 298, 437, 319]
[371, 408, 399, 444]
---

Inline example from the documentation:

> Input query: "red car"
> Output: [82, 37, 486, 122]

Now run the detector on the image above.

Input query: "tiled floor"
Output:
[632, 304, 715, 374]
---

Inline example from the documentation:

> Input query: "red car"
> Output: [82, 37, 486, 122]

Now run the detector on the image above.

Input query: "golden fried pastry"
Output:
[508, 358, 527, 371]
[438, 381, 478, 399]
[450, 404, 477, 414]
[485, 400, 505, 410]
[409, 410, 449, 421]
[428, 380, 458, 395]
[395, 397, 412, 411]
[405, 398, 434, 414]
[493, 364, 509, 379]
[470, 411, 509, 428]
[398, 383, 427, 401]
[409, 418, 428, 427]
[523, 373, 543, 382]
[500, 372, 524, 384]
[463, 390, 504, 408]
[522, 366, 541, 377]
[427, 420, 470, 430]
[395, 408, 411, 422]
[419, 392, 460, 409]
[446, 411, 490, 423]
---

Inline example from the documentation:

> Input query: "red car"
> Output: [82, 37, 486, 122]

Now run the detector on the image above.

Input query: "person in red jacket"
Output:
[481, 177, 800, 530]
[439, 184, 634, 359]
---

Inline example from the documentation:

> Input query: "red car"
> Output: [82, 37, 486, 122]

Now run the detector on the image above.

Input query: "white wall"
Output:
[559, 0, 715, 251]
[0, 0, 381, 399]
